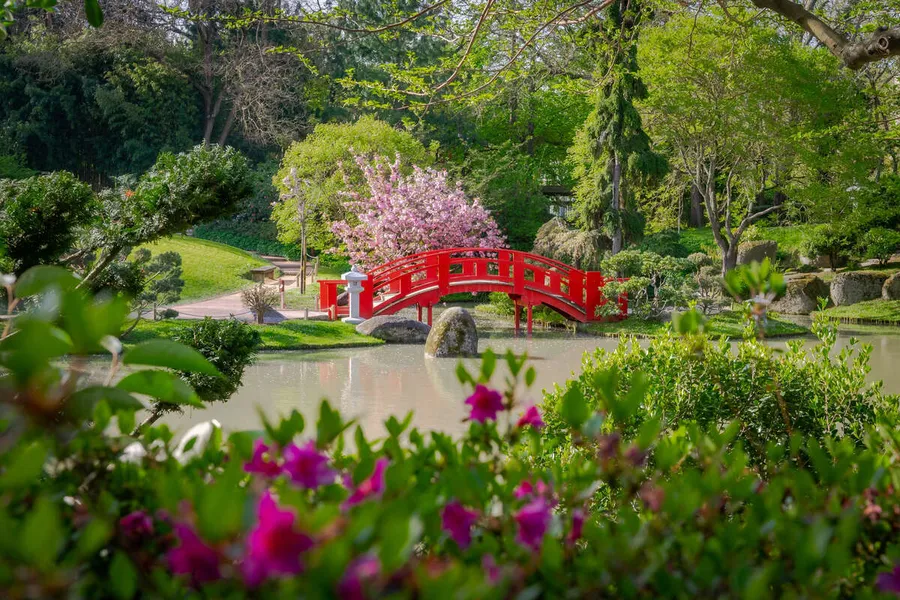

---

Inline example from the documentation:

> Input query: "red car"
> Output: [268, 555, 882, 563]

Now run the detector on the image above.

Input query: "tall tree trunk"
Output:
[611, 156, 623, 254]
[722, 245, 738, 276]
[689, 184, 705, 227]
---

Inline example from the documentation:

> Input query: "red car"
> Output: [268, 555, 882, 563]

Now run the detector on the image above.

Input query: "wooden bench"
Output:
[250, 266, 277, 282]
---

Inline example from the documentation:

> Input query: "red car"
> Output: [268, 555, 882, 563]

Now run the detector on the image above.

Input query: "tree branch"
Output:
[750, 0, 900, 69]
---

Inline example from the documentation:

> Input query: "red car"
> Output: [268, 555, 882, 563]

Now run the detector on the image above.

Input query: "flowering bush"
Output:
[2, 266, 900, 598]
[331, 155, 505, 270]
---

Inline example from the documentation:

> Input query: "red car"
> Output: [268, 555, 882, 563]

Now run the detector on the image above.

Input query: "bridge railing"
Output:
[318, 248, 627, 323]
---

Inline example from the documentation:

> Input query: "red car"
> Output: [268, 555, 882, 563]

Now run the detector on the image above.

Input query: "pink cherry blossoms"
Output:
[331, 155, 506, 270]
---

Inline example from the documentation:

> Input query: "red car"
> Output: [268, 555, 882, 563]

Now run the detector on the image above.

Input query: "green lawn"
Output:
[125, 319, 383, 350]
[820, 300, 900, 325]
[584, 310, 808, 339]
[677, 225, 811, 255]
[136, 235, 269, 301]
[283, 266, 342, 310]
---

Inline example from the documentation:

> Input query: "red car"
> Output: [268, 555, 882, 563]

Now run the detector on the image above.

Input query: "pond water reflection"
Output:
[160, 326, 900, 438]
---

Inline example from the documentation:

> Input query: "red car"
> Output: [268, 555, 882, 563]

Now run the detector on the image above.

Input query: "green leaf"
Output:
[110, 551, 137, 600]
[15, 266, 79, 296]
[117, 371, 203, 407]
[274, 410, 305, 446]
[70, 518, 112, 562]
[525, 365, 536, 387]
[20, 496, 63, 571]
[84, 0, 103, 27]
[66, 386, 144, 419]
[479, 348, 496, 382]
[455, 362, 474, 385]
[123, 340, 219, 376]
[0, 439, 48, 490]
[316, 399, 354, 447]
[560, 386, 590, 429]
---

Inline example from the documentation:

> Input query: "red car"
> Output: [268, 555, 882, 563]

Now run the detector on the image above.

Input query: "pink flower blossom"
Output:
[242, 492, 314, 587]
[244, 439, 282, 478]
[515, 497, 551, 550]
[282, 440, 336, 489]
[331, 155, 506, 271]
[344, 458, 389, 508]
[337, 554, 381, 600]
[878, 565, 900, 595]
[119, 510, 153, 538]
[513, 479, 552, 501]
[567, 508, 585, 545]
[441, 501, 479, 549]
[168, 523, 221, 585]
[482, 554, 501, 584]
[465, 385, 504, 423]
[516, 405, 544, 429]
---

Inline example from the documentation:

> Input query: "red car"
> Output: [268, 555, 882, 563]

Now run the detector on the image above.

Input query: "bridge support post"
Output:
[513, 303, 521, 334]
[417, 304, 422, 322]
[526, 304, 533, 336]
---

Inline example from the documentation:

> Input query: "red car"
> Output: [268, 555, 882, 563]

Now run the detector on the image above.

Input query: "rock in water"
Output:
[770, 275, 831, 315]
[356, 315, 431, 344]
[883, 272, 900, 300]
[424, 307, 478, 358]
[737, 240, 777, 265]
[830, 271, 891, 306]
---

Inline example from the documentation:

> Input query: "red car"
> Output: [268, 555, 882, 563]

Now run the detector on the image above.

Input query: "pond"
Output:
[159, 325, 900, 439]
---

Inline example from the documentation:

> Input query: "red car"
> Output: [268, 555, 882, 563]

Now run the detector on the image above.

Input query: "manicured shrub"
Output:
[637, 229, 690, 257]
[541, 310, 892, 466]
[600, 250, 694, 318]
[3, 266, 900, 598]
[171, 318, 261, 403]
[801, 224, 856, 269]
[859, 227, 900, 266]
[0, 171, 96, 274]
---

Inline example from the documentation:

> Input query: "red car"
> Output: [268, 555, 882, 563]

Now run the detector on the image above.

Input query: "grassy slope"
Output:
[136, 235, 269, 301]
[678, 226, 811, 255]
[584, 311, 808, 338]
[126, 319, 383, 350]
[821, 300, 900, 324]
[283, 266, 342, 310]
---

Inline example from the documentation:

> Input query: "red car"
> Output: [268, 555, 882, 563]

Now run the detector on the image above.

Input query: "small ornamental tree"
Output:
[331, 156, 506, 270]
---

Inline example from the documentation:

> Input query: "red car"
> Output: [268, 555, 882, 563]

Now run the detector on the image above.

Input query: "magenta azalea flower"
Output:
[282, 440, 336, 489]
[344, 458, 389, 508]
[567, 508, 585, 545]
[441, 501, 479, 549]
[244, 439, 282, 478]
[242, 492, 314, 587]
[465, 385, 504, 423]
[482, 554, 501, 584]
[119, 510, 153, 538]
[515, 497, 551, 550]
[513, 478, 552, 500]
[168, 524, 221, 585]
[337, 554, 381, 600]
[516, 405, 545, 429]
[878, 565, 900, 595]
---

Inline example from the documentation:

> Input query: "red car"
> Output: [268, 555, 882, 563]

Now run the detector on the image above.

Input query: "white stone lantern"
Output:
[341, 265, 368, 325]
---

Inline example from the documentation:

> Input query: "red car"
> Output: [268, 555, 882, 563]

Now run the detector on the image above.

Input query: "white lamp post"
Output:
[342, 266, 367, 325]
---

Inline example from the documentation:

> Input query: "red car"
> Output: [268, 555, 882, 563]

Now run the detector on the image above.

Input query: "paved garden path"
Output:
[171, 270, 330, 323]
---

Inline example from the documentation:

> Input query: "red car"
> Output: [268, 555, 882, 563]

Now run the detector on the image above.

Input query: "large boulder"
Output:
[830, 271, 891, 306]
[737, 240, 777, 265]
[356, 315, 430, 344]
[770, 275, 831, 315]
[883, 272, 900, 300]
[424, 307, 478, 358]
[800, 254, 848, 270]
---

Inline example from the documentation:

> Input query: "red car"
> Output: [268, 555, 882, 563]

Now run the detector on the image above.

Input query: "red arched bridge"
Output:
[318, 248, 627, 333]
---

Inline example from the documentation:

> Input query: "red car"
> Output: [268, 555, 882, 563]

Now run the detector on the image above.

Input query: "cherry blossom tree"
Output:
[331, 156, 506, 270]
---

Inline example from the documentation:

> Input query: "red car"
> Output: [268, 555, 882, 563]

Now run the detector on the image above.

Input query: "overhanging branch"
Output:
[750, 0, 900, 69]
